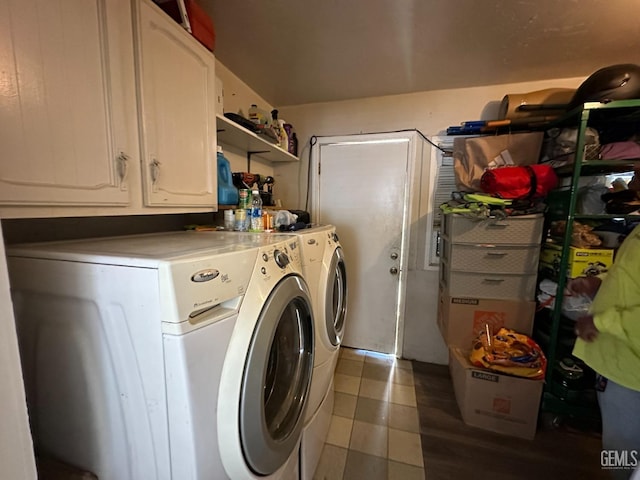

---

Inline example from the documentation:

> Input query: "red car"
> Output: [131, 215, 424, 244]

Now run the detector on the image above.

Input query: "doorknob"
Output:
[390, 252, 398, 260]
[389, 267, 398, 275]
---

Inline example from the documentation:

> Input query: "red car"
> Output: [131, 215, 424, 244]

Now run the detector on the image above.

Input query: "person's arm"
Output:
[566, 276, 602, 299]
[590, 262, 640, 343]
[575, 315, 599, 342]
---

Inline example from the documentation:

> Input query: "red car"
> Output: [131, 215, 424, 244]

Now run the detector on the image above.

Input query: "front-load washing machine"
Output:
[216, 232, 315, 479]
[7, 231, 314, 480]
[281, 225, 347, 479]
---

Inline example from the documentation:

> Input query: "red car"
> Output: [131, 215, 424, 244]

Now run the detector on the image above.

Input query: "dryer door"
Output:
[326, 246, 348, 346]
[240, 274, 314, 476]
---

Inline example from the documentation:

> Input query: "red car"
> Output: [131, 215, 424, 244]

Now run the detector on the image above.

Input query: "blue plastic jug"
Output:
[217, 147, 239, 205]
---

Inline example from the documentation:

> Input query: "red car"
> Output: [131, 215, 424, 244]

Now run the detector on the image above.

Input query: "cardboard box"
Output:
[437, 287, 535, 349]
[539, 244, 614, 279]
[449, 347, 543, 440]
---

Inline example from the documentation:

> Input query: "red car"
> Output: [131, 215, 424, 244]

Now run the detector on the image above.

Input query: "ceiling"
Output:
[201, 0, 640, 108]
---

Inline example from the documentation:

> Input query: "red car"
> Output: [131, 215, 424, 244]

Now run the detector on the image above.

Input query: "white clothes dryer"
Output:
[278, 225, 347, 479]
[7, 231, 313, 480]
[314, 226, 348, 366]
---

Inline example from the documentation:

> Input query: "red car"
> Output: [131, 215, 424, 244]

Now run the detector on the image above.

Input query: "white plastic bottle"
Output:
[270, 109, 288, 150]
[277, 119, 289, 150]
[250, 189, 264, 232]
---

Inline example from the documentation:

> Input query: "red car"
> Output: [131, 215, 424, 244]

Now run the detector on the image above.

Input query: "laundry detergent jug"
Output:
[217, 146, 239, 205]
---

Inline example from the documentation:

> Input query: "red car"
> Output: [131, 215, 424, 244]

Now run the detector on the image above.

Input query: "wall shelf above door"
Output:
[216, 114, 298, 165]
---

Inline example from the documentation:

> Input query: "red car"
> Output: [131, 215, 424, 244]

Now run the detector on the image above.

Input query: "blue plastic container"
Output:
[217, 147, 239, 205]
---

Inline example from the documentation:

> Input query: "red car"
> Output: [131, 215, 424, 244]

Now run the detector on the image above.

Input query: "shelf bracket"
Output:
[246, 150, 269, 172]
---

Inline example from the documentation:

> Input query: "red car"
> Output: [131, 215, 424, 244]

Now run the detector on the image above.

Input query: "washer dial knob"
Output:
[274, 249, 290, 268]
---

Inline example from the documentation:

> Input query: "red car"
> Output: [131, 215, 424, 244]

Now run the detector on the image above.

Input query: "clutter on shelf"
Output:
[447, 64, 640, 136]
[223, 105, 298, 156]
[549, 220, 603, 248]
[245, 105, 298, 155]
[232, 172, 275, 206]
[441, 66, 640, 431]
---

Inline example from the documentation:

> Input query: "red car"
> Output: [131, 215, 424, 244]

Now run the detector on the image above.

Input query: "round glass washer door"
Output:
[240, 274, 314, 476]
[325, 247, 347, 346]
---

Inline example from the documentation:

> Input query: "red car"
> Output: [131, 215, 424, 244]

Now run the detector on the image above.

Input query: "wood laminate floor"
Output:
[314, 348, 608, 480]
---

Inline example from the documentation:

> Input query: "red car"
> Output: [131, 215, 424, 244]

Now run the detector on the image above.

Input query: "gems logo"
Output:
[601, 450, 638, 470]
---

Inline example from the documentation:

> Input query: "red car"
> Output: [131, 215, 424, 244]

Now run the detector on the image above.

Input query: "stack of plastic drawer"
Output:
[439, 213, 546, 440]
[437, 213, 544, 349]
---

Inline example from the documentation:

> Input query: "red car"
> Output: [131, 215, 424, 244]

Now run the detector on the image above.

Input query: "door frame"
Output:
[310, 132, 428, 357]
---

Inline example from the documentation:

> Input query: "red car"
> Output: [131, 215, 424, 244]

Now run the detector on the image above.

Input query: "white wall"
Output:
[276, 77, 584, 364]
[0, 223, 36, 479]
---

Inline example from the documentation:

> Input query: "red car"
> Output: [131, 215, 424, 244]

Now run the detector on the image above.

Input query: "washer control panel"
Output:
[257, 239, 302, 276]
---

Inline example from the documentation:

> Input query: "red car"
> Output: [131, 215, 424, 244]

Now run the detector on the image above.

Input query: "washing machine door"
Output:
[240, 274, 314, 476]
[326, 246, 347, 346]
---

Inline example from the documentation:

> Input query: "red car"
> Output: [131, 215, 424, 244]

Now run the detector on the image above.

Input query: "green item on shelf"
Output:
[463, 193, 513, 206]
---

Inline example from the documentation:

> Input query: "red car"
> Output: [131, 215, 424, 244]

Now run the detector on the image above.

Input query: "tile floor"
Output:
[313, 348, 425, 480]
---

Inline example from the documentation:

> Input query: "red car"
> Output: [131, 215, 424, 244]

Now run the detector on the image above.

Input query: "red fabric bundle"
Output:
[480, 165, 558, 199]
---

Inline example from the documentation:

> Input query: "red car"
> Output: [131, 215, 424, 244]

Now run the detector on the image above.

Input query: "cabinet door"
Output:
[0, 0, 135, 206]
[136, 0, 217, 207]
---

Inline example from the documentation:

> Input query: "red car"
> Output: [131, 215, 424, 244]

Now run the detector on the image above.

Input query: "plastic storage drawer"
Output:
[442, 214, 544, 245]
[440, 260, 537, 300]
[441, 240, 540, 274]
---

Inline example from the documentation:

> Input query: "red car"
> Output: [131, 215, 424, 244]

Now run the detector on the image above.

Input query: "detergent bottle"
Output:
[216, 146, 239, 205]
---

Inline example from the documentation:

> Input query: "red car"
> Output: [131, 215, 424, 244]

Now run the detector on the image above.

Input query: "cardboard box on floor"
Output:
[437, 287, 536, 349]
[449, 347, 543, 440]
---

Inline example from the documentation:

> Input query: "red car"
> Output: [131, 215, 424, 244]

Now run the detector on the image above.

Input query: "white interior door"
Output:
[314, 138, 410, 354]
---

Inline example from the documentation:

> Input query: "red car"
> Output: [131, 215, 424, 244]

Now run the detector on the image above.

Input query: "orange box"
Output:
[156, 0, 215, 51]
[185, 0, 215, 51]
[437, 286, 535, 349]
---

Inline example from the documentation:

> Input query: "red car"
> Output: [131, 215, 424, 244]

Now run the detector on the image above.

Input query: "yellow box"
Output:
[539, 244, 614, 278]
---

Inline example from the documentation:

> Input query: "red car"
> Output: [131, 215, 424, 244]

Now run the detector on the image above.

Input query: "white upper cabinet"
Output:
[135, 0, 217, 208]
[0, 0, 136, 206]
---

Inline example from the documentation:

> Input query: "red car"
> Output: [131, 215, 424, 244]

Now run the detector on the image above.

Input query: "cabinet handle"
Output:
[116, 152, 128, 183]
[483, 278, 505, 283]
[150, 158, 161, 184]
[485, 252, 507, 257]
